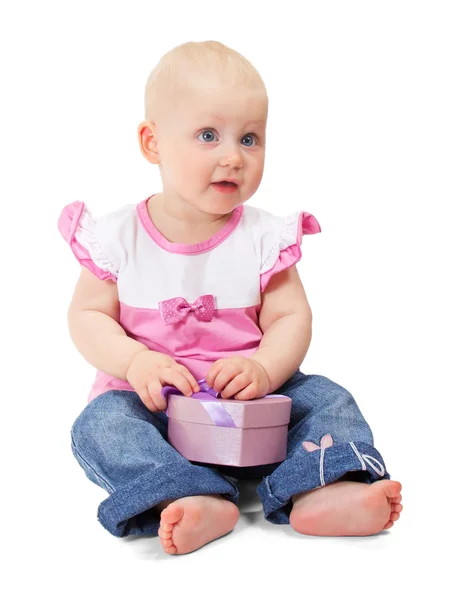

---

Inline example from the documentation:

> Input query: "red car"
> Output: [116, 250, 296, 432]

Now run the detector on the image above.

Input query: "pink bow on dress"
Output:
[159, 294, 215, 326]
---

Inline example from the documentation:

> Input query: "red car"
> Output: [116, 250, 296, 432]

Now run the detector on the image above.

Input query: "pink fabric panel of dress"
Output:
[86, 303, 263, 402]
[260, 211, 322, 292]
[57, 201, 117, 282]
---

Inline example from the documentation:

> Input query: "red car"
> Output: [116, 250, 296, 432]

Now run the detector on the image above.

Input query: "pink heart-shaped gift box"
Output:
[163, 382, 292, 467]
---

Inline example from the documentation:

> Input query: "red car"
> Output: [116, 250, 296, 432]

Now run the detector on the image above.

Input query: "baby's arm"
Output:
[252, 265, 312, 392]
[67, 268, 199, 409]
[207, 265, 312, 399]
[67, 268, 149, 379]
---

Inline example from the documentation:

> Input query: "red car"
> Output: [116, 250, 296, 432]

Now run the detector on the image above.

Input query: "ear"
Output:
[137, 120, 160, 164]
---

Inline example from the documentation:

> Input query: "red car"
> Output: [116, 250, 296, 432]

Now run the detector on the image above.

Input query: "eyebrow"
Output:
[196, 115, 265, 127]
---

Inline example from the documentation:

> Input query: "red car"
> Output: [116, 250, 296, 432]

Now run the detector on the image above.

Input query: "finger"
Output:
[206, 360, 225, 387]
[234, 383, 258, 401]
[137, 385, 160, 412]
[162, 368, 195, 397]
[213, 364, 242, 393]
[176, 364, 200, 393]
[220, 372, 251, 399]
[146, 380, 168, 411]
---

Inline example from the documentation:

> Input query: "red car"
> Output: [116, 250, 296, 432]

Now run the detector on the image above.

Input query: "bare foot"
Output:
[290, 479, 403, 536]
[157, 495, 240, 555]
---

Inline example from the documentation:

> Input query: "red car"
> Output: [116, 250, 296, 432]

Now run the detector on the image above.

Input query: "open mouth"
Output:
[214, 181, 238, 187]
[212, 181, 239, 193]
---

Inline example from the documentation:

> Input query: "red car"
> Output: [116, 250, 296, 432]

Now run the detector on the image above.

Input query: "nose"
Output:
[219, 143, 243, 169]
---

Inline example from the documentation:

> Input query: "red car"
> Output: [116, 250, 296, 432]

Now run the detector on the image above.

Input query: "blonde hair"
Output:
[143, 40, 267, 121]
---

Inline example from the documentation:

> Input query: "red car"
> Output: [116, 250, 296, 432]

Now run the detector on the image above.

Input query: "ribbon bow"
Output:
[159, 294, 215, 326]
[162, 379, 237, 427]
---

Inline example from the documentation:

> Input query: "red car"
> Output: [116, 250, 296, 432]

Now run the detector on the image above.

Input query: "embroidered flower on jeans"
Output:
[301, 434, 386, 481]
[302, 433, 334, 452]
[301, 434, 334, 487]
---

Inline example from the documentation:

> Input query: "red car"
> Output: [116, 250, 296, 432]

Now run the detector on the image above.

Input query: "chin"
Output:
[215, 201, 241, 215]
[201, 205, 235, 216]
[197, 197, 240, 216]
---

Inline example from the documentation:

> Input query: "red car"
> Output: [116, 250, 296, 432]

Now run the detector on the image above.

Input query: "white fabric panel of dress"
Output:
[102, 206, 263, 310]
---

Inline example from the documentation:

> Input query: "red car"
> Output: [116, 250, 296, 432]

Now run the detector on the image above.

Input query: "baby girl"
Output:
[59, 40, 403, 555]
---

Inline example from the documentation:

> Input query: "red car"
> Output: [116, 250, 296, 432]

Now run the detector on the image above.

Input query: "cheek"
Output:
[176, 146, 209, 175]
[249, 155, 265, 182]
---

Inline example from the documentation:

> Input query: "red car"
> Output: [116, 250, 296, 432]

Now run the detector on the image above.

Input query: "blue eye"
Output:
[198, 129, 257, 146]
[241, 134, 256, 147]
[199, 130, 217, 142]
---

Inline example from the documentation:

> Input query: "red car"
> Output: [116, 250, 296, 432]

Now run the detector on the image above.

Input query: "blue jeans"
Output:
[70, 371, 390, 537]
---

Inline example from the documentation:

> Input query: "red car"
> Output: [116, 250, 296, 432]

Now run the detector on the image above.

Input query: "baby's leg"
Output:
[71, 390, 239, 552]
[256, 372, 403, 536]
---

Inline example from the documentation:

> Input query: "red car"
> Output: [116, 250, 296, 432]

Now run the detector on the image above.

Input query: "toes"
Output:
[160, 521, 173, 533]
[383, 520, 394, 530]
[393, 494, 402, 504]
[159, 533, 177, 554]
[161, 539, 177, 554]
[386, 481, 402, 498]
[158, 506, 178, 554]
[165, 545, 177, 554]
[158, 526, 172, 540]
[390, 512, 400, 522]
[160, 503, 184, 526]
[391, 503, 403, 514]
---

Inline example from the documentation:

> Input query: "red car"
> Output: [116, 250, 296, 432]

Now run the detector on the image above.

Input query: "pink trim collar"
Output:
[136, 195, 244, 255]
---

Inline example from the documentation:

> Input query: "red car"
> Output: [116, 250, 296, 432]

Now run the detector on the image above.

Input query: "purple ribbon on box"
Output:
[161, 379, 237, 428]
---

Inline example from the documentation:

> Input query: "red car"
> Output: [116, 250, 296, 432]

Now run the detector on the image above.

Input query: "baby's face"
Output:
[154, 82, 268, 216]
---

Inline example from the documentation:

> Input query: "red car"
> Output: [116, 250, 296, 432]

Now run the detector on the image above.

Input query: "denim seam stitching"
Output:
[264, 475, 289, 506]
[109, 463, 240, 521]
[71, 434, 115, 493]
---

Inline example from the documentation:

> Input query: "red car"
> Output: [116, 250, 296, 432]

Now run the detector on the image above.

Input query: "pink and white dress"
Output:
[58, 194, 321, 402]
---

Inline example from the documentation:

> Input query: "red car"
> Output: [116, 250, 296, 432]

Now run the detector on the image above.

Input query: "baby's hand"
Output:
[126, 350, 200, 412]
[206, 356, 270, 400]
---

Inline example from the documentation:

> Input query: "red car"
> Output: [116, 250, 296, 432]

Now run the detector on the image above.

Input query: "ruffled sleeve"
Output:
[57, 201, 119, 281]
[259, 211, 321, 292]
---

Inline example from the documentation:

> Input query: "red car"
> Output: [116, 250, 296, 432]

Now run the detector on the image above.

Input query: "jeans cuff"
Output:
[257, 441, 390, 525]
[97, 462, 239, 537]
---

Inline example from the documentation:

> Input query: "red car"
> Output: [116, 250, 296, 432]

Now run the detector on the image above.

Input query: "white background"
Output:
[1, 0, 456, 597]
